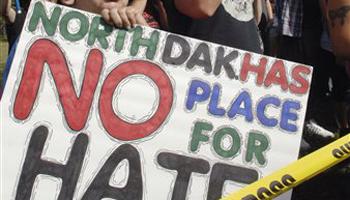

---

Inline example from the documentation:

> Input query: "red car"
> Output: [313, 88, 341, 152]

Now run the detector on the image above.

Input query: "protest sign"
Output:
[1, 1, 312, 199]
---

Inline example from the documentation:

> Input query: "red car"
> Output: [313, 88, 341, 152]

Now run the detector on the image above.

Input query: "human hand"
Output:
[101, 2, 147, 29]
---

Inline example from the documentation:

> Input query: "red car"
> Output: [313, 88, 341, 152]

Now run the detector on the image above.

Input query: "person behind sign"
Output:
[319, 0, 350, 137]
[327, 0, 350, 60]
[327, 0, 350, 136]
[161, 0, 263, 54]
[1, 0, 28, 53]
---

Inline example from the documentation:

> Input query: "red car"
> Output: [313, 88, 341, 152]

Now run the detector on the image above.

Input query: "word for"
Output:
[15, 126, 259, 200]
[186, 80, 301, 132]
[190, 121, 269, 165]
[13, 39, 173, 141]
[332, 141, 350, 159]
[29, 1, 311, 95]
[241, 174, 296, 200]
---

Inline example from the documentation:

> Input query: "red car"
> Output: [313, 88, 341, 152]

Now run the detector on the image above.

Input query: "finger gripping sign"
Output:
[1, 0, 312, 199]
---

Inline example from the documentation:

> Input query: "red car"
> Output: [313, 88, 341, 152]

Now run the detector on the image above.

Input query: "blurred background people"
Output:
[327, 0, 350, 59]
[1, 0, 33, 52]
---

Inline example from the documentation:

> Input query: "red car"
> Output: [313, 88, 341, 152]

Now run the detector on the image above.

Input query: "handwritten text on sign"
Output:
[1, 1, 312, 200]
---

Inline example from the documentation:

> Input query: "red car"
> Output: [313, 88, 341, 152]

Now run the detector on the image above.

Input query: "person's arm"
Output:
[254, 0, 263, 24]
[154, 0, 169, 30]
[266, 0, 274, 23]
[327, 0, 350, 59]
[1, 0, 16, 23]
[129, 0, 147, 13]
[174, 0, 221, 19]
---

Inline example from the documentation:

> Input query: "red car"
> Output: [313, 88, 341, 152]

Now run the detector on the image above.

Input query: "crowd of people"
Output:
[1, 0, 350, 199]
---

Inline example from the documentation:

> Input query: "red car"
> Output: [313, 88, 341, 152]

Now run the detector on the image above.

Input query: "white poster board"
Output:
[1, 1, 312, 199]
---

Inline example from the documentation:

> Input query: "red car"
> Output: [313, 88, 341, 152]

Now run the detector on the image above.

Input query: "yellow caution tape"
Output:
[221, 133, 350, 200]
